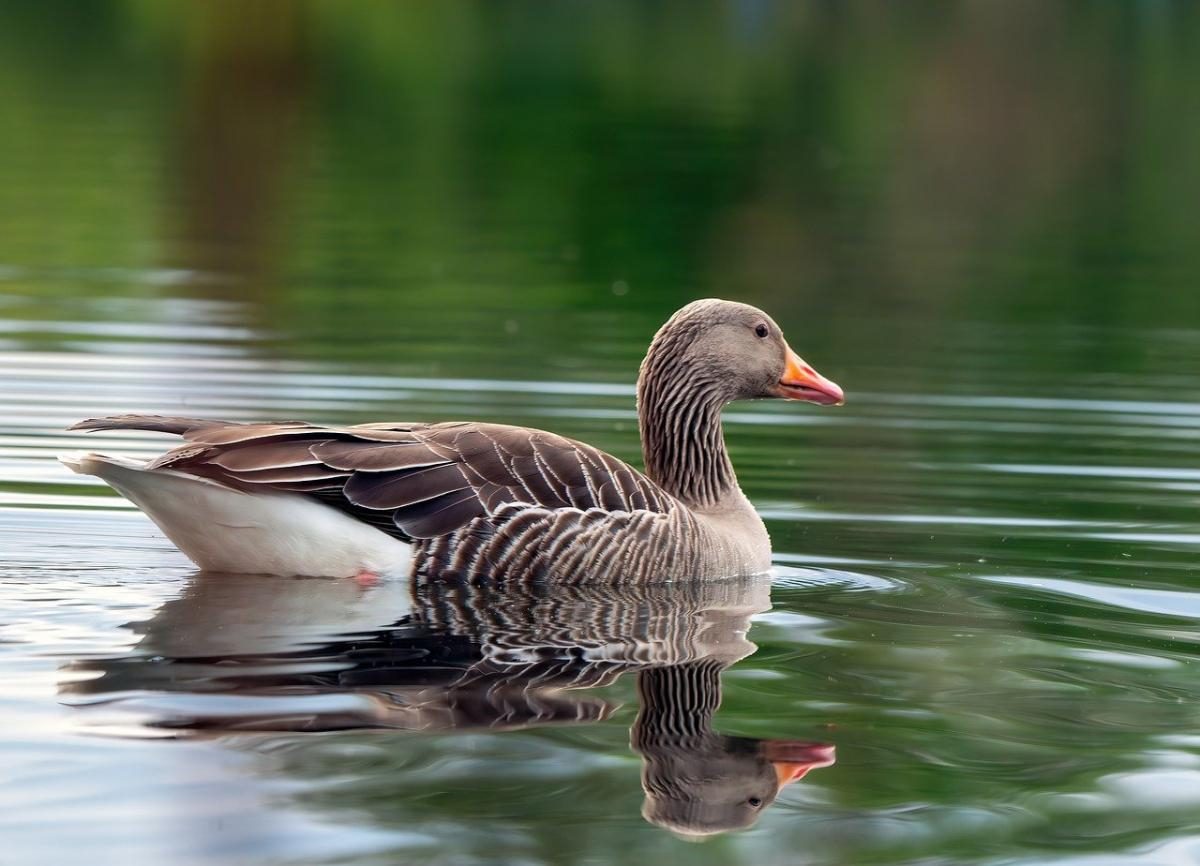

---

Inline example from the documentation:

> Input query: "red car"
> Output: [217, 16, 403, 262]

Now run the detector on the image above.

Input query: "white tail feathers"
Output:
[59, 452, 411, 578]
[59, 450, 149, 477]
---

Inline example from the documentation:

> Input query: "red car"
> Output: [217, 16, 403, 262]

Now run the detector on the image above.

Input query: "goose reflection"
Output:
[63, 573, 834, 836]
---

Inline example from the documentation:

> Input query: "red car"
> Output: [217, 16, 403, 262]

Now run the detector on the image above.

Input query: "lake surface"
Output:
[3, 5, 1200, 865]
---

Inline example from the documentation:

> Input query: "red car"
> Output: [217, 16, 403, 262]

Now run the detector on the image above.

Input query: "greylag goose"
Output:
[60, 299, 843, 581]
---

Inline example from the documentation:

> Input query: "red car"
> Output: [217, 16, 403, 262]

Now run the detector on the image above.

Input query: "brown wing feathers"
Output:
[69, 415, 236, 437]
[70, 415, 671, 541]
[310, 440, 449, 472]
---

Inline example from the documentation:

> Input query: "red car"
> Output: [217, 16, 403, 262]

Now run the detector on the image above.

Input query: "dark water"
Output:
[3, 4, 1200, 865]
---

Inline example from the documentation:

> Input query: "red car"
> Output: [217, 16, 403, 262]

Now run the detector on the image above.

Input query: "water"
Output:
[3, 4, 1200, 865]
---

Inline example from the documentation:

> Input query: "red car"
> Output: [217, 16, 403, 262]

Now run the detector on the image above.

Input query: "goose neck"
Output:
[637, 360, 737, 508]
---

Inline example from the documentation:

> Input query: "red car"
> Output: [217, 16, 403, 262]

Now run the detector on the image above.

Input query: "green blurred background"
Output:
[5, 1, 1199, 367]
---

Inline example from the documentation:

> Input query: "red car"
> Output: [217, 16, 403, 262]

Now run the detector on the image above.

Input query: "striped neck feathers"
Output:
[637, 324, 738, 508]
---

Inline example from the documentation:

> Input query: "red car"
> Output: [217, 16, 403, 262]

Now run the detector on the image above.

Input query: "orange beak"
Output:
[775, 346, 844, 406]
[763, 741, 837, 788]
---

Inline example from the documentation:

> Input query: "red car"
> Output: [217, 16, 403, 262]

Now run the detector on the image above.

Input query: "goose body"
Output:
[61, 299, 843, 581]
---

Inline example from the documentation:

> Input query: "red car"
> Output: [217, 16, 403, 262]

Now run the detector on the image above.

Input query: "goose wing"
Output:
[71, 415, 672, 540]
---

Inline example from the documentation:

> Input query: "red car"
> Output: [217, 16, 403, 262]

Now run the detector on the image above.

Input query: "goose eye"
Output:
[754, 323, 769, 338]
[748, 797, 763, 808]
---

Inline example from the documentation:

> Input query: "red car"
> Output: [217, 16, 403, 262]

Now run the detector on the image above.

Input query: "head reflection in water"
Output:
[634, 661, 835, 836]
[62, 572, 834, 838]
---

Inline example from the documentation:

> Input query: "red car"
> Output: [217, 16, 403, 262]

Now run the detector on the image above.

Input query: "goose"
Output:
[60, 298, 844, 581]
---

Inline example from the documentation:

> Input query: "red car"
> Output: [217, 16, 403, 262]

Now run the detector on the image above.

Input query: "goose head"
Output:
[639, 298, 844, 407]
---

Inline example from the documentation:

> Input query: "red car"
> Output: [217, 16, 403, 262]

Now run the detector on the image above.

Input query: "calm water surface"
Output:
[3, 5, 1200, 866]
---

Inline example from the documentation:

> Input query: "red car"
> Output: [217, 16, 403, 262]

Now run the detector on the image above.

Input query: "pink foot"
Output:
[352, 569, 381, 588]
